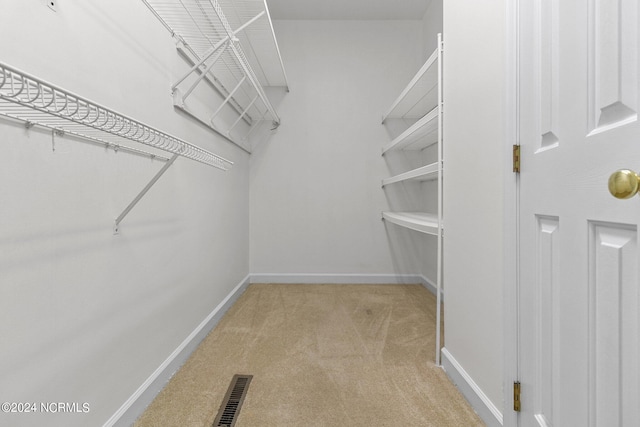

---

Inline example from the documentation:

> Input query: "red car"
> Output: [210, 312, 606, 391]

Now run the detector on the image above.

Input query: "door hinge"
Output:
[513, 145, 521, 173]
[513, 381, 521, 412]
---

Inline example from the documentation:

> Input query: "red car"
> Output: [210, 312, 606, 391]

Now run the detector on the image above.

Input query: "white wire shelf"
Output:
[382, 47, 439, 123]
[218, 0, 288, 88]
[142, 0, 288, 144]
[382, 106, 439, 154]
[382, 212, 441, 236]
[0, 62, 233, 170]
[381, 162, 439, 187]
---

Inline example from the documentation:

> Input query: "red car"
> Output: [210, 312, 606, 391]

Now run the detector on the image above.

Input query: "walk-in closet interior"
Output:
[1, 1, 507, 426]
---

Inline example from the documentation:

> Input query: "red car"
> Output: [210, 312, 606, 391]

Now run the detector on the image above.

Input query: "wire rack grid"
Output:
[0, 62, 233, 170]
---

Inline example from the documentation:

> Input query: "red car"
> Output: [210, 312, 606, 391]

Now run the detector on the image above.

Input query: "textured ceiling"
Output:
[266, 0, 432, 20]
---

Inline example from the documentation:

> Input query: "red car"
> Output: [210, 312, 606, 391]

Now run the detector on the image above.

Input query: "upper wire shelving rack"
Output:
[142, 0, 289, 150]
[381, 46, 440, 154]
[0, 62, 232, 170]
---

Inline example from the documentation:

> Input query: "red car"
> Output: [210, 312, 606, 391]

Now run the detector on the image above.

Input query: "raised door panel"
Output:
[589, 223, 639, 427]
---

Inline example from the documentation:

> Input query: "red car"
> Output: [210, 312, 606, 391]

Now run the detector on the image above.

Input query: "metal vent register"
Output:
[212, 375, 253, 427]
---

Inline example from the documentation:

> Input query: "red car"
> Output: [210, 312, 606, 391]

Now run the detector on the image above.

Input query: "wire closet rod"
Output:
[0, 62, 233, 170]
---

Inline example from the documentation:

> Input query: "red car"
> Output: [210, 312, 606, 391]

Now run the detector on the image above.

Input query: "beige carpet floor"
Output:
[134, 284, 485, 427]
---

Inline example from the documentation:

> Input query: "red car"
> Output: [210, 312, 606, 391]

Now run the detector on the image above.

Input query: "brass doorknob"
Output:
[608, 169, 640, 199]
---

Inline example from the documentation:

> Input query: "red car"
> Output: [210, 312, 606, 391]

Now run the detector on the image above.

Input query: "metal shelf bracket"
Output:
[114, 153, 180, 235]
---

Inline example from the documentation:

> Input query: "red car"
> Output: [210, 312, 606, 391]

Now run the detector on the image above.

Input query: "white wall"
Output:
[442, 0, 506, 414]
[0, 2, 249, 426]
[250, 20, 430, 279]
[422, 0, 444, 58]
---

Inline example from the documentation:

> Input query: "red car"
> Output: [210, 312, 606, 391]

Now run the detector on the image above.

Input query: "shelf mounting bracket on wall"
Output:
[113, 153, 180, 235]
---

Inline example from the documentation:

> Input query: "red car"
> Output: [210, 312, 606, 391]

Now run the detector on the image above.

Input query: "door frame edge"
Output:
[503, 0, 520, 425]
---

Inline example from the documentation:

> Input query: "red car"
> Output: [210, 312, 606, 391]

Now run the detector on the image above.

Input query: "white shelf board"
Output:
[382, 107, 439, 154]
[382, 48, 439, 122]
[382, 212, 441, 236]
[381, 162, 439, 187]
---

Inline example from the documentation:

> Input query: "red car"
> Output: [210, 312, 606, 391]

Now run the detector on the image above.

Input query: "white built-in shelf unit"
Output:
[142, 0, 289, 151]
[381, 35, 443, 235]
[381, 33, 443, 365]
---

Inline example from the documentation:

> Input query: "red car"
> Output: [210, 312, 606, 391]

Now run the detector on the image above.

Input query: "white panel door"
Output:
[518, 1, 640, 426]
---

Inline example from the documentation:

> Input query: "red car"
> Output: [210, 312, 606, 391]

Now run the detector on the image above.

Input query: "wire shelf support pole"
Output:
[170, 9, 265, 100]
[228, 95, 259, 135]
[262, 0, 290, 92]
[435, 33, 444, 367]
[210, 76, 246, 123]
[173, 39, 255, 130]
[178, 42, 230, 104]
[172, 39, 229, 95]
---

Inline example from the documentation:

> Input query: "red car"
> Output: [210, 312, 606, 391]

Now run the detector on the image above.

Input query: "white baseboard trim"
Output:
[250, 273, 428, 285]
[103, 275, 251, 427]
[418, 274, 439, 297]
[441, 348, 503, 427]
[250, 273, 442, 300]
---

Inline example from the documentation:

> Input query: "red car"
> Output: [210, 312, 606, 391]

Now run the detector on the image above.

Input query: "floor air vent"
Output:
[212, 374, 253, 427]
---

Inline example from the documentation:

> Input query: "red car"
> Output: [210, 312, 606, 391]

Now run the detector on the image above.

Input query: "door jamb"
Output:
[503, 0, 520, 425]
